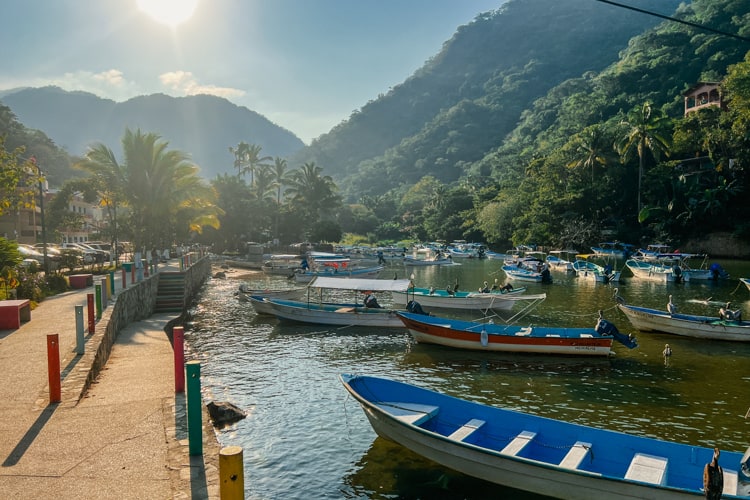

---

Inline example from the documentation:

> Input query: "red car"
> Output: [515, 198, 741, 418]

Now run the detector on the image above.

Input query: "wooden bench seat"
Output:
[447, 419, 485, 441]
[500, 430, 536, 456]
[376, 402, 438, 426]
[0, 299, 31, 329]
[559, 441, 592, 469]
[625, 453, 668, 485]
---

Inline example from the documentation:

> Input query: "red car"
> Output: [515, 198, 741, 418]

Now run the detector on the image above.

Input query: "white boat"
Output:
[741, 278, 750, 292]
[237, 284, 304, 302]
[293, 264, 384, 283]
[502, 256, 552, 283]
[590, 242, 635, 259]
[633, 244, 673, 262]
[403, 254, 454, 266]
[341, 374, 750, 500]
[392, 285, 545, 313]
[260, 254, 303, 275]
[615, 292, 750, 342]
[545, 249, 577, 272]
[248, 277, 412, 327]
[625, 259, 687, 283]
[572, 259, 621, 283]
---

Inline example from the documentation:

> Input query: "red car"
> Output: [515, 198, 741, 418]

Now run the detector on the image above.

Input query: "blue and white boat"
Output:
[572, 259, 621, 283]
[341, 374, 750, 500]
[590, 242, 635, 259]
[502, 256, 552, 283]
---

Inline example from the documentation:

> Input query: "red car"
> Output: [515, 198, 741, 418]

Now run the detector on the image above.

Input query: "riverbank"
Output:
[0, 258, 219, 499]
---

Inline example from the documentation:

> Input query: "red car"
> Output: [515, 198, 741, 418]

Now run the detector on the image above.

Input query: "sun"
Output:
[137, 0, 199, 28]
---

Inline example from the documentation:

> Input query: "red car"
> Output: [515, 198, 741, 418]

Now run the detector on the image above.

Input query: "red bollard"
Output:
[174, 326, 185, 393]
[47, 334, 61, 403]
[121, 267, 127, 288]
[131, 264, 135, 284]
[87, 293, 95, 334]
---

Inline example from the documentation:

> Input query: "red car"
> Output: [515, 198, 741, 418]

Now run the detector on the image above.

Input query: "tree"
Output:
[0, 137, 42, 218]
[616, 102, 671, 214]
[567, 123, 615, 184]
[76, 128, 220, 252]
[242, 144, 272, 186]
[271, 157, 292, 242]
[285, 162, 341, 227]
[229, 141, 250, 178]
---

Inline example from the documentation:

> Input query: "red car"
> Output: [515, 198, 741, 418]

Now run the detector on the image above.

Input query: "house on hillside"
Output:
[683, 82, 723, 115]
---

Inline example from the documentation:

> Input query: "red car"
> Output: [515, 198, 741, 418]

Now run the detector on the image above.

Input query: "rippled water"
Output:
[186, 257, 750, 499]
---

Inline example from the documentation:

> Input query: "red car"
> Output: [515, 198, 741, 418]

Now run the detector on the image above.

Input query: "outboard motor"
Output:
[739, 446, 750, 496]
[596, 315, 638, 349]
[406, 300, 429, 316]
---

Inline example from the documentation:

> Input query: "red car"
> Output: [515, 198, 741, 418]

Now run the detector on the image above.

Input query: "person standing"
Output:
[703, 447, 724, 499]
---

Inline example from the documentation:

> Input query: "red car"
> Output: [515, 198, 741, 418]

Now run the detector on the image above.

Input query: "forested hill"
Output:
[288, 0, 682, 200]
[0, 88, 305, 180]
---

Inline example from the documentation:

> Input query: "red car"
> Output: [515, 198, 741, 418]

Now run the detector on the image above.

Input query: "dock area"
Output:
[0, 261, 219, 499]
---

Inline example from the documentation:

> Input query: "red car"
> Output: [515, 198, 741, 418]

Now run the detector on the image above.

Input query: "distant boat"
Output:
[546, 249, 577, 272]
[502, 256, 552, 283]
[397, 311, 637, 356]
[572, 258, 621, 283]
[590, 242, 634, 259]
[341, 374, 750, 500]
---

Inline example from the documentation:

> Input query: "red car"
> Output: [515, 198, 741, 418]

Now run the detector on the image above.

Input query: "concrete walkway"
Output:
[0, 266, 219, 499]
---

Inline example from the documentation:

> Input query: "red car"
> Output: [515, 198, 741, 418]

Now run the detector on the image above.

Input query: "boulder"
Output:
[206, 401, 246, 427]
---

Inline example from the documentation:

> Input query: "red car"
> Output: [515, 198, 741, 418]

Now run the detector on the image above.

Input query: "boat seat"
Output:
[723, 469, 738, 496]
[500, 430, 537, 456]
[447, 419, 485, 441]
[376, 402, 438, 426]
[559, 441, 592, 470]
[625, 453, 668, 485]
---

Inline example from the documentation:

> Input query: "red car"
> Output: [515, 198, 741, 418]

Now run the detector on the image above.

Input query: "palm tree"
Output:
[77, 128, 220, 252]
[616, 102, 671, 214]
[229, 141, 250, 178]
[567, 123, 614, 184]
[242, 144, 272, 186]
[271, 157, 292, 242]
[286, 162, 341, 225]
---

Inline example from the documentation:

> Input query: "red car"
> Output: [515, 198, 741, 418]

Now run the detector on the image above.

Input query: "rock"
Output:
[206, 401, 246, 427]
[213, 271, 226, 278]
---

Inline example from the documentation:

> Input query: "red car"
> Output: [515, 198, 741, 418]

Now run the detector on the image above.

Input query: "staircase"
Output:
[155, 272, 185, 313]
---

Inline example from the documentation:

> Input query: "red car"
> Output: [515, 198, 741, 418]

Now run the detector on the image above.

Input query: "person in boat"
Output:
[363, 292, 382, 308]
[300, 258, 309, 271]
[377, 250, 386, 265]
[703, 447, 724, 500]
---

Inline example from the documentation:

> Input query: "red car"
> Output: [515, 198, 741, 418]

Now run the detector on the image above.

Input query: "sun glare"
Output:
[137, 0, 199, 28]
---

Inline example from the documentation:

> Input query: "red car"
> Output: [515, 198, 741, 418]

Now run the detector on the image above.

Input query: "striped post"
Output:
[75, 305, 84, 355]
[47, 334, 61, 403]
[219, 446, 245, 499]
[186, 361, 203, 456]
[87, 293, 95, 334]
[173, 326, 185, 393]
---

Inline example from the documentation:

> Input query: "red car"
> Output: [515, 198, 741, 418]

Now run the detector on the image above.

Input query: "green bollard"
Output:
[75, 305, 84, 355]
[95, 283, 102, 319]
[186, 361, 203, 456]
[109, 270, 115, 296]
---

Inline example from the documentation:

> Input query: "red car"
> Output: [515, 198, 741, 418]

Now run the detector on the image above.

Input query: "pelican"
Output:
[613, 288, 625, 305]
[667, 295, 677, 315]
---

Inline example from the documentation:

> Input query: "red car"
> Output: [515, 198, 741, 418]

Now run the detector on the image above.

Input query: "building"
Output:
[683, 82, 723, 116]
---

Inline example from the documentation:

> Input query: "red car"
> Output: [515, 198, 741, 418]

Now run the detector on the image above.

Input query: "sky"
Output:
[0, 0, 503, 144]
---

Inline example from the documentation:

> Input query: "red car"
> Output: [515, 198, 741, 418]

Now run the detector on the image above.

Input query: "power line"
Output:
[593, 0, 750, 44]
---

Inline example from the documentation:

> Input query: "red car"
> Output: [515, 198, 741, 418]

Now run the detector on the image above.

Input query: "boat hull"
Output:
[618, 304, 750, 341]
[249, 296, 404, 327]
[398, 312, 613, 355]
[625, 260, 687, 283]
[341, 374, 750, 500]
[293, 265, 384, 283]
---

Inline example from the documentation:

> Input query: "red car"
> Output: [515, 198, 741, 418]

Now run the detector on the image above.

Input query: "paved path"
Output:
[0, 266, 219, 499]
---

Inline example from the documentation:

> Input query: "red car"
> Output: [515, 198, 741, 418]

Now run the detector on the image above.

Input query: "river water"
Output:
[185, 257, 750, 499]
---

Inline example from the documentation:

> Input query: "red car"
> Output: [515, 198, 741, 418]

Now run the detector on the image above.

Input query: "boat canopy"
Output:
[310, 277, 412, 292]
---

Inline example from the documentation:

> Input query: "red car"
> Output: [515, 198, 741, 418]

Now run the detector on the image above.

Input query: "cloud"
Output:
[159, 70, 245, 99]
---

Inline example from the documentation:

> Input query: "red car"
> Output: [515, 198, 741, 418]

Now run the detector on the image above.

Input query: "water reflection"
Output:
[187, 258, 750, 499]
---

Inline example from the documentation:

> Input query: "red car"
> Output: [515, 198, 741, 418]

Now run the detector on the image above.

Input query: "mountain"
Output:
[289, 0, 686, 200]
[0, 87, 305, 180]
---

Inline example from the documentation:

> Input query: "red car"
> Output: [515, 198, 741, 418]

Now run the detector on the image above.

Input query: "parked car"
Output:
[17, 244, 45, 264]
[61, 243, 102, 264]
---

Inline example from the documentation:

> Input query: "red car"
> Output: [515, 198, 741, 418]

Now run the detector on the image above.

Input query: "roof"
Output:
[310, 277, 412, 292]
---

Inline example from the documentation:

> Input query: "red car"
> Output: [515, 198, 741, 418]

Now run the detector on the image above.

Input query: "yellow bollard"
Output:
[219, 445, 244, 499]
